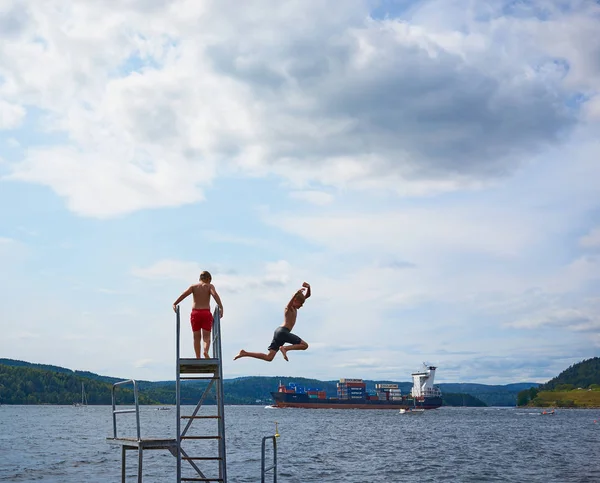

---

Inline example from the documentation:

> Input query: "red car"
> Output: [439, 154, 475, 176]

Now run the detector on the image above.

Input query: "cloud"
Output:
[131, 259, 202, 282]
[263, 205, 543, 260]
[506, 306, 600, 334]
[580, 227, 600, 248]
[200, 230, 265, 247]
[289, 190, 334, 206]
[378, 259, 416, 270]
[1, 0, 595, 217]
[0, 100, 25, 130]
[0, 237, 26, 260]
[131, 258, 292, 292]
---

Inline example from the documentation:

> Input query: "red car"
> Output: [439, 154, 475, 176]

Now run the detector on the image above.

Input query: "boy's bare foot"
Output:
[203, 352, 210, 359]
[234, 350, 247, 361]
[280, 347, 289, 361]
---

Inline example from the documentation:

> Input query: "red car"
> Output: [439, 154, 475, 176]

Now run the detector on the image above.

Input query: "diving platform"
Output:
[106, 306, 279, 482]
[179, 358, 220, 374]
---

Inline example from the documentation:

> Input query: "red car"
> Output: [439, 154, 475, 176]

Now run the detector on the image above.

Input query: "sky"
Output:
[1, 0, 599, 386]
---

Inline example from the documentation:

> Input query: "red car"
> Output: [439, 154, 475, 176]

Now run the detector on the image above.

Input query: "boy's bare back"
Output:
[173, 271, 224, 318]
[191, 282, 214, 310]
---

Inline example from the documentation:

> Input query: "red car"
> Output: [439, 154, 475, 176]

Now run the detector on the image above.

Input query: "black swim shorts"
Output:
[268, 327, 302, 352]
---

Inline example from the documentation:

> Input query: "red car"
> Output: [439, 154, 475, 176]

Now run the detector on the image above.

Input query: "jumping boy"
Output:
[172, 271, 224, 359]
[234, 282, 310, 362]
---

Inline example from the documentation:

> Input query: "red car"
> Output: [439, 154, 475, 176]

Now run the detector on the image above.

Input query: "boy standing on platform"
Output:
[234, 282, 310, 362]
[173, 271, 224, 359]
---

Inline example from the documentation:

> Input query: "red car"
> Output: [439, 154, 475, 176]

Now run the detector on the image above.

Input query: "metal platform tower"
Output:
[107, 306, 228, 482]
[175, 305, 227, 483]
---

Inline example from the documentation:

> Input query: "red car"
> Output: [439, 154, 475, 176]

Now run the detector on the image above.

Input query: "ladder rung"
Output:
[180, 436, 221, 440]
[113, 409, 136, 414]
[180, 376, 220, 380]
[182, 456, 223, 461]
[181, 479, 224, 482]
[181, 415, 221, 419]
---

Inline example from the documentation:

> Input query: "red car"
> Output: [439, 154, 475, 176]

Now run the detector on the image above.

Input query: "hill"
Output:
[517, 357, 600, 408]
[538, 357, 600, 391]
[1, 359, 531, 406]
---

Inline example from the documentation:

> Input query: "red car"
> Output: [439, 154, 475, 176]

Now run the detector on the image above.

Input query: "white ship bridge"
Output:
[410, 365, 442, 399]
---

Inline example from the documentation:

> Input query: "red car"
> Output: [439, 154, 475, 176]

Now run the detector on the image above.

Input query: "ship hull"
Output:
[271, 392, 442, 410]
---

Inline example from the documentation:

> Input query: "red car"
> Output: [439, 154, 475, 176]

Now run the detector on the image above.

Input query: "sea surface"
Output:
[0, 405, 599, 482]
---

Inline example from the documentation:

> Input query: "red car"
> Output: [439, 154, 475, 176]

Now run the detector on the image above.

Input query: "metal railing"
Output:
[110, 379, 141, 440]
[261, 423, 280, 483]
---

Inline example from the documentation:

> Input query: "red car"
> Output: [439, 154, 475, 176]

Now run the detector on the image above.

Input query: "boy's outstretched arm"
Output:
[173, 286, 193, 312]
[210, 284, 224, 318]
[302, 282, 311, 299]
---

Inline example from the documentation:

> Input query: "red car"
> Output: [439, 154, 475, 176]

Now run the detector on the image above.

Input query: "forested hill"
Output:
[0, 359, 534, 406]
[0, 358, 125, 384]
[539, 357, 600, 390]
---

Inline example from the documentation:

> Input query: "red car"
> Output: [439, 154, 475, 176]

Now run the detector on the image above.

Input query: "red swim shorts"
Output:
[190, 309, 213, 332]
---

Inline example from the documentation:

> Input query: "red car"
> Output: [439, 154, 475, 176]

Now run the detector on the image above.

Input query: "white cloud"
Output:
[2, 1, 595, 217]
[507, 308, 600, 334]
[264, 205, 545, 260]
[289, 190, 334, 206]
[583, 96, 600, 122]
[131, 259, 202, 282]
[580, 227, 600, 248]
[134, 358, 154, 369]
[131, 259, 292, 293]
[0, 99, 25, 130]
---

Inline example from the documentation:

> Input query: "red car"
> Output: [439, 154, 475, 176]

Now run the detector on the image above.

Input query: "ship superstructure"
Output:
[411, 365, 442, 400]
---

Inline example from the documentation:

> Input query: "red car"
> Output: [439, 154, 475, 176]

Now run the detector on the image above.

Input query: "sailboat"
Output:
[73, 382, 88, 407]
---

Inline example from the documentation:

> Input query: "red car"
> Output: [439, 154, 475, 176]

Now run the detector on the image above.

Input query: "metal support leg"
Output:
[121, 447, 126, 483]
[138, 448, 143, 483]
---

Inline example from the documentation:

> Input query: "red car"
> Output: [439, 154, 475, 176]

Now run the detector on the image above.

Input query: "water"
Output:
[1, 405, 599, 482]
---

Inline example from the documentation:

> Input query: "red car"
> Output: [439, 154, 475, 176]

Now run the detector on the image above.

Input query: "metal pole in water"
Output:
[175, 305, 181, 483]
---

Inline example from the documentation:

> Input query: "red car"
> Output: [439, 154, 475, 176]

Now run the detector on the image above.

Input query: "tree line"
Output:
[0, 363, 487, 406]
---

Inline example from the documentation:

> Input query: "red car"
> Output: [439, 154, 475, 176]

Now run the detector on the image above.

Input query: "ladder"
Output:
[176, 305, 227, 483]
[106, 305, 227, 482]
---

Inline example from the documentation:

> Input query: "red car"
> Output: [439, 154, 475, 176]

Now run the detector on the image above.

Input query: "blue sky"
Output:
[1, 0, 599, 385]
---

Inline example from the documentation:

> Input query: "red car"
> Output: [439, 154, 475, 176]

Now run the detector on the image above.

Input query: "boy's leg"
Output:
[279, 339, 308, 361]
[192, 331, 202, 359]
[234, 349, 277, 362]
[202, 330, 211, 359]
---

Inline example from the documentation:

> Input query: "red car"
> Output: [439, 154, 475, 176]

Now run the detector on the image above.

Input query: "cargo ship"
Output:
[271, 365, 442, 410]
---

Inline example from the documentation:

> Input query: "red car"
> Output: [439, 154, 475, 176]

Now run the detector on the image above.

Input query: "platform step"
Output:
[181, 479, 223, 482]
[181, 436, 221, 440]
[182, 456, 222, 461]
[180, 376, 220, 380]
[179, 358, 220, 374]
[181, 415, 221, 419]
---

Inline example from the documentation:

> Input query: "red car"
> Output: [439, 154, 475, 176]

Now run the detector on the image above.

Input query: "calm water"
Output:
[0, 405, 599, 482]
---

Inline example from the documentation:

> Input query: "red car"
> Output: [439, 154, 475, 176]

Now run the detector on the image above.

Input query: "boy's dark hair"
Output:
[200, 271, 212, 282]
